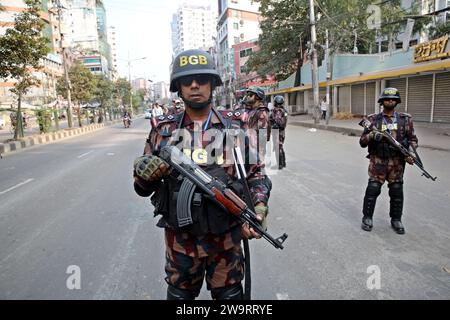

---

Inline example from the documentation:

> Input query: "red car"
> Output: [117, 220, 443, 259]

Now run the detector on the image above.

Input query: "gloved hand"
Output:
[133, 155, 169, 182]
[369, 131, 383, 142]
[242, 204, 268, 239]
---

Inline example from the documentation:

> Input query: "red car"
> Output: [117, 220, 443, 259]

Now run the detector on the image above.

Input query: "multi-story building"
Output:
[215, 0, 261, 106]
[0, 0, 64, 106]
[108, 26, 118, 80]
[232, 39, 276, 98]
[152, 81, 170, 102]
[66, 0, 112, 77]
[171, 3, 217, 57]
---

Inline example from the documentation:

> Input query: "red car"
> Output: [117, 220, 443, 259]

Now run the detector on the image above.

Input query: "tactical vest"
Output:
[150, 109, 245, 236]
[368, 112, 411, 159]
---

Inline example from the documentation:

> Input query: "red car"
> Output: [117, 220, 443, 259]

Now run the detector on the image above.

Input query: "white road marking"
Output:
[276, 293, 289, 300]
[77, 151, 94, 159]
[107, 153, 115, 156]
[0, 178, 34, 196]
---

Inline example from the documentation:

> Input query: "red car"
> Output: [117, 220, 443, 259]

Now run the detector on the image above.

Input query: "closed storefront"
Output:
[338, 85, 351, 112]
[296, 91, 304, 113]
[351, 83, 365, 115]
[386, 78, 407, 113]
[365, 82, 376, 115]
[433, 72, 450, 123]
[407, 75, 433, 122]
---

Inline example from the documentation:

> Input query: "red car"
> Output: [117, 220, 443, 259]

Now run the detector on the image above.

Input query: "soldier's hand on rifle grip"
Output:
[241, 204, 267, 240]
[406, 156, 415, 165]
[133, 155, 170, 182]
[370, 131, 383, 142]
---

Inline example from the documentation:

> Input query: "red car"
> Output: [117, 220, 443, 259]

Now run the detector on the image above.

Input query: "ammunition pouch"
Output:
[152, 165, 242, 236]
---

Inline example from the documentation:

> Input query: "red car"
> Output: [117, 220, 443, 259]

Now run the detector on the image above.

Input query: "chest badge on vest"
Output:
[182, 148, 224, 165]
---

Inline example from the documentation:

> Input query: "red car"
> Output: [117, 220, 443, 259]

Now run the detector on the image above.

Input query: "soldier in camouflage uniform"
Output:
[270, 95, 288, 169]
[132, 49, 271, 300]
[359, 88, 418, 234]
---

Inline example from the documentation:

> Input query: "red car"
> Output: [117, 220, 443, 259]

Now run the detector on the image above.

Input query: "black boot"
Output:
[361, 181, 382, 232]
[280, 148, 286, 168]
[391, 219, 405, 234]
[362, 216, 373, 231]
[389, 183, 405, 234]
[167, 285, 197, 300]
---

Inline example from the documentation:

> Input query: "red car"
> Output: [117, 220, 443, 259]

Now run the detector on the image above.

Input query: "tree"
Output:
[247, 0, 427, 83]
[429, 21, 450, 39]
[114, 78, 132, 108]
[0, 0, 50, 139]
[56, 61, 96, 127]
[93, 75, 114, 121]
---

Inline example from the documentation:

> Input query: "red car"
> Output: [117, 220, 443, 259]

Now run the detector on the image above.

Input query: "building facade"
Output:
[0, 0, 64, 106]
[232, 38, 276, 96]
[215, 0, 261, 106]
[171, 3, 217, 57]
[268, 35, 450, 123]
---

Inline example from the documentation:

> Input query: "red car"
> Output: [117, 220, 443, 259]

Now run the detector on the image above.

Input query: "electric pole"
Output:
[325, 29, 331, 125]
[55, 0, 74, 128]
[309, 0, 320, 124]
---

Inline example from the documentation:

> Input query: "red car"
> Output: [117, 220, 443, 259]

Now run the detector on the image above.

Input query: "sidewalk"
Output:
[289, 114, 450, 152]
[0, 117, 127, 156]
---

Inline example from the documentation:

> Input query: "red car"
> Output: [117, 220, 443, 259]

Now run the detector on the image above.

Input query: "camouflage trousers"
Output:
[272, 129, 286, 167]
[164, 233, 244, 295]
[368, 155, 405, 184]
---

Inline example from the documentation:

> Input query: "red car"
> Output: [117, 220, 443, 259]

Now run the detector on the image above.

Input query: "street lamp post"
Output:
[123, 55, 147, 112]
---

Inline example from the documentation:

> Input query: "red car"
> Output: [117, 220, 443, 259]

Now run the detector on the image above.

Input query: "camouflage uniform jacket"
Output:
[360, 111, 418, 158]
[270, 106, 288, 129]
[134, 107, 271, 258]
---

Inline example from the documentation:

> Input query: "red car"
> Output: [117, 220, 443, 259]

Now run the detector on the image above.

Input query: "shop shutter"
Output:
[407, 75, 433, 122]
[433, 72, 450, 123]
[297, 92, 304, 113]
[351, 83, 365, 115]
[386, 78, 407, 113]
[365, 82, 376, 115]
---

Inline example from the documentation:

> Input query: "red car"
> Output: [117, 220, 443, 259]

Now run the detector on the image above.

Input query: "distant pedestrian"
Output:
[320, 97, 327, 120]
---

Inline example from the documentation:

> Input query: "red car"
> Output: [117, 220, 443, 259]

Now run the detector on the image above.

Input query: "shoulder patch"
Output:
[398, 112, 412, 118]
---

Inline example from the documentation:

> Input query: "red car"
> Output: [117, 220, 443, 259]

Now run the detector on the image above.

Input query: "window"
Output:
[234, 37, 240, 44]
[233, 23, 239, 30]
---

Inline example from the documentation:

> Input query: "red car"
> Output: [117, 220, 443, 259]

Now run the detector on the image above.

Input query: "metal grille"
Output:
[407, 75, 433, 122]
[351, 84, 365, 115]
[433, 72, 450, 123]
[365, 82, 376, 115]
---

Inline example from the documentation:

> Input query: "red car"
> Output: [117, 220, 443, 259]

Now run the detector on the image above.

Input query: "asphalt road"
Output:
[0, 118, 449, 299]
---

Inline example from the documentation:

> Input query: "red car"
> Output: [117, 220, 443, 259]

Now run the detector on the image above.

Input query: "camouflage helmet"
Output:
[170, 49, 223, 92]
[246, 86, 265, 100]
[274, 95, 285, 105]
[378, 87, 401, 104]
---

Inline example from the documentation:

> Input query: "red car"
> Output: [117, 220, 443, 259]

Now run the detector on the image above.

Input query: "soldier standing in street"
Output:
[132, 49, 271, 300]
[167, 98, 185, 115]
[270, 95, 288, 169]
[359, 88, 418, 234]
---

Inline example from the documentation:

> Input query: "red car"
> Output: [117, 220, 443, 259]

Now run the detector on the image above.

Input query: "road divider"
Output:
[0, 119, 125, 157]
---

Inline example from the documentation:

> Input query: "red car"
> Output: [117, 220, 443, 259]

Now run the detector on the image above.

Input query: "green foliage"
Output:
[93, 75, 114, 107]
[35, 109, 52, 134]
[56, 61, 96, 105]
[114, 78, 132, 106]
[247, 0, 427, 81]
[429, 21, 450, 39]
[0, 0, 50, 92]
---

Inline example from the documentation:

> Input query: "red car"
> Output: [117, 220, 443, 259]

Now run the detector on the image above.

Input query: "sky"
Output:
[103, 0, 215, 84]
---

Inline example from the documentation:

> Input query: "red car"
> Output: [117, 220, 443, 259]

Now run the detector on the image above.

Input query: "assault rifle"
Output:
[359, 119, 437, 181]
[158, 145, 288, 249]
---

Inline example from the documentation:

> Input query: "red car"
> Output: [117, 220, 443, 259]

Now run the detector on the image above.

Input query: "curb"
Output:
[288, 121, 450, 152]
[289, 121, 363, 136]
[0, 120, 122, 156]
